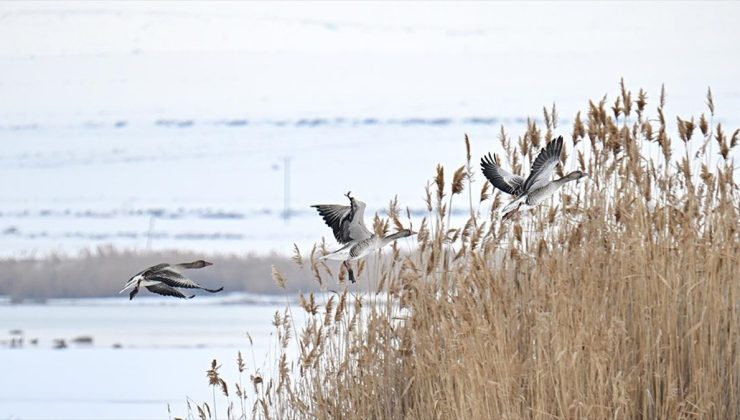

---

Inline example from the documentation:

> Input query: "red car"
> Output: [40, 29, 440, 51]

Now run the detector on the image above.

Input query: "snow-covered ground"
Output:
[0, 295, 303, 419]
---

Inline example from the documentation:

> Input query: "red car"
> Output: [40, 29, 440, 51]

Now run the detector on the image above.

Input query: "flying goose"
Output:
[119, 260, 223, 300]
[481, 136, 588, 221]
[312, 192, 416, 283]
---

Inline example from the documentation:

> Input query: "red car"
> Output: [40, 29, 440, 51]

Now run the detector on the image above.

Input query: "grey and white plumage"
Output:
[119, 260, 223, 300]
[481, 136, 588, 220]
[312, 192, 415, 283]
[322, 229, 417, 262]
[312, 192, 372, 245]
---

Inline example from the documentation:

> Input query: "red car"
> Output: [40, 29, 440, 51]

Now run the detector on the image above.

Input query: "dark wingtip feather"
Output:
[480, 152, 494, 171]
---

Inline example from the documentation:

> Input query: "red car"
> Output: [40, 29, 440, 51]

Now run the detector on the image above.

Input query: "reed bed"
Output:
[189, 82, 739, 419]
[0, 248, 317, 299]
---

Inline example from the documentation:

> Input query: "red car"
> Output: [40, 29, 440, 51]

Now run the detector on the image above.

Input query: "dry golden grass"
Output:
[192, 83, 739, 420]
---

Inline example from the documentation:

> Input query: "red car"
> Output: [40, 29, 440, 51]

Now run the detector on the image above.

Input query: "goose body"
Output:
[120, 260, 223, 300]
[312, 192, 415, 282]
[481, 136, 588, 220]
[320, 230, 416, 262]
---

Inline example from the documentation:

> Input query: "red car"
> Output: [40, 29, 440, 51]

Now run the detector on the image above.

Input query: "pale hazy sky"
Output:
[1, 1, 738, 123]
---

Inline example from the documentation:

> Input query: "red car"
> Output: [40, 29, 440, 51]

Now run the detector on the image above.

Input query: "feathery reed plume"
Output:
[620, 78, 632, 118]
[291, 244, 303, 268]
[271, 266, 286, 290]
[434, 164, 445, 203]
[424, 182, 433, 213]
[572, 111, 585, 144]
[612, 95, 622, 121]
[636, 88, 647, 120]
[388, 195, 404, 231]
[206, 359, 228, 419]
[716, 123, 730, 160]
[660, 83, 666, 108]
[451, 166, 466, 195]
[479, 181, 490, 203]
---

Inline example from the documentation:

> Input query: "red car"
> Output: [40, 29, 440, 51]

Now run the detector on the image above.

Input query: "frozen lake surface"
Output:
[0, 294, 303, 419]
[0, 121, 514, 258]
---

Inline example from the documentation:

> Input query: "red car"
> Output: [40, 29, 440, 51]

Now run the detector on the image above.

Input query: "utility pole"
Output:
[145, 214, 155, 251]
[283, 156, 291, 223]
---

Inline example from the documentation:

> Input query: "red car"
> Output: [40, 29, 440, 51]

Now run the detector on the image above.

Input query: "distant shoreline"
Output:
[0, 248, 321, 300]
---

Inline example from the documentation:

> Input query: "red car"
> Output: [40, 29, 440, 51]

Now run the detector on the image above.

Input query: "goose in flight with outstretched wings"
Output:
[312, 192, 415, 282]
[120, 260, 223, 300]
[481, 136, 588, 220]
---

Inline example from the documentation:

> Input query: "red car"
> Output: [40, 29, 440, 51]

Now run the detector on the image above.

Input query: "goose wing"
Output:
[480, 153, 525, 196]
[126, 263, 170, 281]
[158, 276, 221, 293]
[312, 199, 372, 243]
[147, 265, 222, 292]
[149, 273, 202, 289]
[121, 263, 171, 293]
[521, 136, 563, 193]
[145, 283, 194, 299]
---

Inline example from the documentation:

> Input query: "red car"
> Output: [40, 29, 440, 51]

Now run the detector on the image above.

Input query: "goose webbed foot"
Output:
[502, 210, 517, 221]
[502, 202, 523, 222]
[343, 260, 356, 283]
[129, 287, 139, 301]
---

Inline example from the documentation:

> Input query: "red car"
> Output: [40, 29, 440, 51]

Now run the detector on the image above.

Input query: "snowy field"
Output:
[0, 294, 302, 419]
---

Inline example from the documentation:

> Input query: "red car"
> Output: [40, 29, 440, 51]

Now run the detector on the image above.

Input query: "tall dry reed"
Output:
[190, 82, 739, 419]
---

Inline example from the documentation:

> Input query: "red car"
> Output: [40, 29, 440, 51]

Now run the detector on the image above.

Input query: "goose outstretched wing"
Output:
[521, 136, 563, 193]
[148, 272, 223, 293]
[126, 263, 169, 281]
[121, 262, 170, 293]
[145, 283, 194, 299]
[312, 197, 372, 243]
[480, 153, 525, 196]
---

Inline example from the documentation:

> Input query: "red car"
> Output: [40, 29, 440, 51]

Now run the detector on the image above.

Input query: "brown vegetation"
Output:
[0, 248, 318, 299]
[196, 82, 738, 419]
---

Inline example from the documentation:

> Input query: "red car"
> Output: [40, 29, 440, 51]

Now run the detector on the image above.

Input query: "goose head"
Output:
[183, 260, 213, 269]
[564, 170, 589, 182]
[395, 228, 417, 238]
